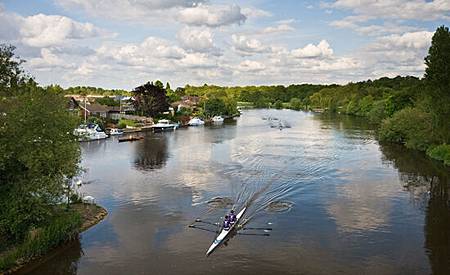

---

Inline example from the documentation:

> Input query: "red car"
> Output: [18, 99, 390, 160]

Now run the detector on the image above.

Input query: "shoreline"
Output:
[1, 203, 107, 275]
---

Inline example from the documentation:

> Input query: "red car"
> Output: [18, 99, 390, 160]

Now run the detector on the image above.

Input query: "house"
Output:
[181, 96, 200, 106]
[172, 96, 201, 112]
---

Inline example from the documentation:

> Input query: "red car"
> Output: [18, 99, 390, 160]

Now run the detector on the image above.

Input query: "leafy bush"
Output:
[289, 98, 302, 110]
[379, 107, 434, 151]
[427, 144, 450, 165]
[367, 99, 387, 123]
[274, 100, 283, 109]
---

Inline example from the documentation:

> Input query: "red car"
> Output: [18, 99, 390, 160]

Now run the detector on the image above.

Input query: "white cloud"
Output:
[263, 24, 295, 34]
[177, 4, 246, 27]
[28, 48, 74, 69]
[0, 8, 111, 48]
[241, 7, 272, 18]
[231, 34, 269, 56]
[325, 0, 450, 21]
[237, 60, 266, 72]
[56, 0, 207, 21]
[330, 15, 424, 36]
[373, 31, 434, 50]
[359, 31, 434, 78]
[20, 14, 110, 47]
[177, 27, 215, 52]
[291, 40, 334, 59]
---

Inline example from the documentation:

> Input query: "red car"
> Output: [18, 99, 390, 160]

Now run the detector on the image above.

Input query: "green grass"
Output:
[0, 210, 82, 272]
[117, 118, 137, 129]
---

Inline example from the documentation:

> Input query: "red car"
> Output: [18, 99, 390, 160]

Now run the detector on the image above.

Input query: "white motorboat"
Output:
[150, 119, 178, 132]
[73, 124, 108, 141]
[188, 117, 205, 126]
[108, 128, 124, 135]
[206, 207, 246, 256]
[212, 116, 224, 123]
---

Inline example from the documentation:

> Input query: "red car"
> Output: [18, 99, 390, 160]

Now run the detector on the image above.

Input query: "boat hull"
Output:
[206, 207, 246, 256]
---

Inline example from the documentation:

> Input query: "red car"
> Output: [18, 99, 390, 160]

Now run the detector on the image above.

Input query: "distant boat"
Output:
[188, 117, 205, 126]
[118, 135, 144, 142]
[212, 115, 224, 123]
[74, 124, 108, 141]
[108, 128, 124, 135]
[151, 119, 178, 132]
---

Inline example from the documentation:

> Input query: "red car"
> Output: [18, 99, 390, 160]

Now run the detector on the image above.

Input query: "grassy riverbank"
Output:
[0, 203, 107, 274]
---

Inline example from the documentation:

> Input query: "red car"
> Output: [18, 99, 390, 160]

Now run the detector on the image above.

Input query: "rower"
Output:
[229, 210, 237, 224]
[223, 215, 231, 231]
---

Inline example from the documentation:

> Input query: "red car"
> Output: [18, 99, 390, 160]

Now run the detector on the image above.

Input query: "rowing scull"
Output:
[206, 207, 247, 256]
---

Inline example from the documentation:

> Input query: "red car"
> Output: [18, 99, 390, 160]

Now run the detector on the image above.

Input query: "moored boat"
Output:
[188, 117, 205, 126]
[212, 115, 224, 123]
[74, 124, 108, 141]
[108, 128, 124, 135]
[150, 119, 178, 132]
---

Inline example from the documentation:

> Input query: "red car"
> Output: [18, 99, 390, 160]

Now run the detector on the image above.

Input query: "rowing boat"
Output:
[206, 207, 247, 256]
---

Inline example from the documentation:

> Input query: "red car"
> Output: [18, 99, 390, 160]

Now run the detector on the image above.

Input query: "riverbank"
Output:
[0, 203, 107, 274]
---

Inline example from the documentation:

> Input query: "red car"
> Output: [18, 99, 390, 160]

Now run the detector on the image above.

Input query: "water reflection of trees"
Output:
[134, 135, 169, 170]
[379, 143, 450, 274]
[20, 239, 83, 274]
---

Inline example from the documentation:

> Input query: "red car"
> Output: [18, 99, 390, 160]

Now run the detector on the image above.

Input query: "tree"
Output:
[204, 98, 226, 116]
[274, 100, 283, 109]
[132, 82, 170, 117]
[425, 25, 450, 91]
[154, 80, 164, 89]
[424, 25, 450, 143]
[289, 98, 302, 110]
[0, 44, 30, 96]
[0, 45, 81, 242]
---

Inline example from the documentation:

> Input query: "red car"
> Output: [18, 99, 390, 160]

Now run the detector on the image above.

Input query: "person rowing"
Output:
[223, 215, 231, 231]
[229, 210, 237, 224]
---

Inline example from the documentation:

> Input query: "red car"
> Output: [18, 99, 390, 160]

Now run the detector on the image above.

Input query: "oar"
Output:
[194, 219, 220, 226]
[188, 225, 219, 234]
[237, 232, 270, 236]
[242, 227, 272, 231]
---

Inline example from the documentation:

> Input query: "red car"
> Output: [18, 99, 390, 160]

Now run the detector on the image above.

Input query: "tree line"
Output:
[0, 44, 82, 271]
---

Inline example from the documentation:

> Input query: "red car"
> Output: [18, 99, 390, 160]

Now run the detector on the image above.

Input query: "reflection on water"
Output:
[379, 143, 450, 275]
[134, 133, 169, 170]
[24, 110, 450, 275]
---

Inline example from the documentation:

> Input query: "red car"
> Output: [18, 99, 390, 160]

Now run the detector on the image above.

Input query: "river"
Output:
[20, 109, 450, 275]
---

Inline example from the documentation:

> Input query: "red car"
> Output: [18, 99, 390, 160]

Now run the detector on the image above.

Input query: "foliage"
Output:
[379, 108, 434, 151]
[274, 100, 283, 109]
[132, 82, 170, 117]
[117, 119, 136, 129]
[289, 98, 302, 110]
[87, 116, 105, 130]
[0, 44, 31, 97]
[424, 25, 450, 143]
[427, 144, 450, 165]
[425, 25, 450, 92]
[95, 96, 119, 107]
[0, 45, 81, 243]
[204, 97, 226, 116]
[0, 210, 81, 272]
[183, 83, 326, 108]
[63, 86, 130, 96]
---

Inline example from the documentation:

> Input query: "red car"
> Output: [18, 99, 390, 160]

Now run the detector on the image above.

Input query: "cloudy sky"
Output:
[1, 0, 449, 89]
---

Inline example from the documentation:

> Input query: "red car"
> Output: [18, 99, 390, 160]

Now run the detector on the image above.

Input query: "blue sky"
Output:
[1, 0, 449, 89]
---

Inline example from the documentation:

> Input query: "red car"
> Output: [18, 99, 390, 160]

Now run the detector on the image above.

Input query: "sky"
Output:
[0, 0, 449, 90]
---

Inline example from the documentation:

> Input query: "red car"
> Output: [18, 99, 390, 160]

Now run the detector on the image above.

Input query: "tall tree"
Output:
[0, 44, 30, 96]
[132, 81, 170, 117]
[424, 25, 450, 143]
[0, 45, 81, 242]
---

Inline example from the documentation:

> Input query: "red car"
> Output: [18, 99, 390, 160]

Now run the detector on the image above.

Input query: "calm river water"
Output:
[21, 109, 449, 275]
